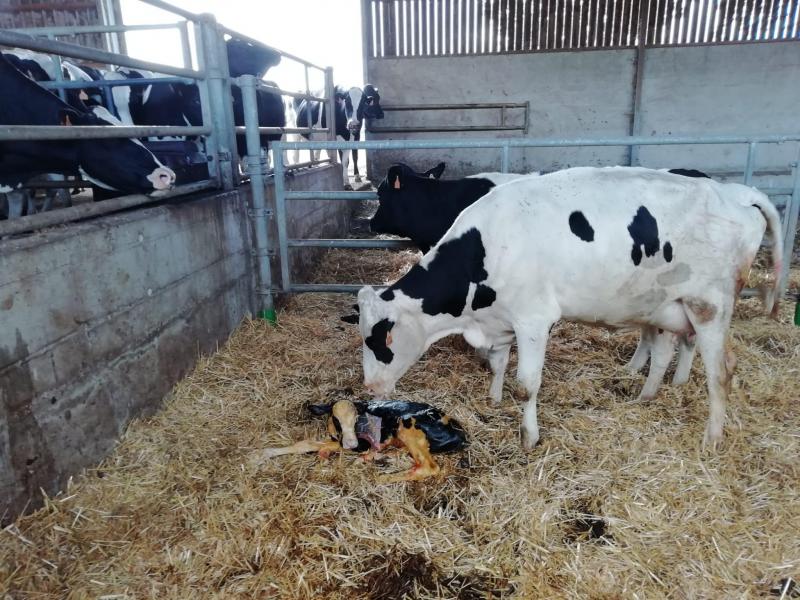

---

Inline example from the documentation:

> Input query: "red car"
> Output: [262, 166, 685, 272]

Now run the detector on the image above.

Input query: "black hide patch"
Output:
[365, 318, 395, 364]
[568, 211, 595, 242]
[381, 228, 495, 317]
[668, 168, 710, 179]
[627, 206, 661, 266]
[663, 241, 673, 263]
[471, 284, 496, 311]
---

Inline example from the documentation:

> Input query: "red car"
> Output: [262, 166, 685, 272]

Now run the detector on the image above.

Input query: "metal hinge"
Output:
[248, 208, 273, 218]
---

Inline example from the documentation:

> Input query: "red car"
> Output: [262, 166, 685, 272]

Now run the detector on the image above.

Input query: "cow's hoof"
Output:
[521, 428, 540, 451]
[344, 184, 353, 191]
[702, 421, 723, 449]
[354, 175, 362, 183]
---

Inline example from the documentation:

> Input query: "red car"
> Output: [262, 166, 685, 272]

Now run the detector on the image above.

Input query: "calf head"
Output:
[308, 399, 362, 450]
[358, 286, 426, 398]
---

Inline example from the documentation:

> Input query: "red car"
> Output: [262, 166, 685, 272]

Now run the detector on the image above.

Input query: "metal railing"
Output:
[367, 101, 530, 134]
[270, 134, 800, 305]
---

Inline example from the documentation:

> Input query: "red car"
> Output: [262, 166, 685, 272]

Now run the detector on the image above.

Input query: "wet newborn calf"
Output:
[252, 399, 467, 482]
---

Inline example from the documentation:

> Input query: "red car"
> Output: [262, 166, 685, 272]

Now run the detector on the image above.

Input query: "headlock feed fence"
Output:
[365, 0, 800, 56]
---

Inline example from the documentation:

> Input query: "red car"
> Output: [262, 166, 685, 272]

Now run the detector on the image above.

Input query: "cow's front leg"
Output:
[340, 148, 352, 190]
[487, 343, 511, 405]
[515, 317, 557, 450]
[248, 439, 342, 466]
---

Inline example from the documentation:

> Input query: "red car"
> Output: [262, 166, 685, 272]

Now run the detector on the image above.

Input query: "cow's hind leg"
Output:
[625, 327, 653, 373]
[487, 343, 511, 405]
[672, 334, 696, 385]
[637, 328, 677, 401]
[515, 314, 559, 450]
[684, 296, 736, 447]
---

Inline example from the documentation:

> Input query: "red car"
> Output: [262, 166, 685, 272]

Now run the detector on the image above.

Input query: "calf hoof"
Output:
[344, 183, 353, 191]
[521, 428, 540, 451]
[702, 421, 724, 449]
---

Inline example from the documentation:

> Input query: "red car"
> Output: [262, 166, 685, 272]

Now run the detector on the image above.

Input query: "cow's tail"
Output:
[750, 194, 784, 319]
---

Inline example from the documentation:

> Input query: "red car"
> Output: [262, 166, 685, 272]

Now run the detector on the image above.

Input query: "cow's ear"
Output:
[307, 403, 334, 416]
[424, 162, 446, 179]
[387, 165, 404, 190]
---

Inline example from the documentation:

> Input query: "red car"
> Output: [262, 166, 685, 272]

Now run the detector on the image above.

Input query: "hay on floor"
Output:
[1, 247, 799, 599]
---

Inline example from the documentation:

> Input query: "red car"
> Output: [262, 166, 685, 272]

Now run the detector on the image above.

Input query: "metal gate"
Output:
[266, 134, 800, 312]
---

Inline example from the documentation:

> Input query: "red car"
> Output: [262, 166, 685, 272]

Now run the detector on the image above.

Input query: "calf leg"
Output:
[249, 439, 342, 466]
[340, 147, 352, 190]
[684, 296, 735, 446]
[378, 420, 440, 483]
[352, 130, 361, 183]
[672, 334, 696, 385]
[625, 327, 654, 373]
[515, 317, 558, 450]
[487, 343, 511, 405]
[637, 328, 677, 401]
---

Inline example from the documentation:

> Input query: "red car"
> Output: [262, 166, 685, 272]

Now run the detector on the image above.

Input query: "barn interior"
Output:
[1, 0, 799, 598]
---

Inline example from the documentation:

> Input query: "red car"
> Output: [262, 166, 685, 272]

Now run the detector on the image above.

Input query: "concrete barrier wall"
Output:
[0, 164, 347, 521]
[365, 41, 800, 182]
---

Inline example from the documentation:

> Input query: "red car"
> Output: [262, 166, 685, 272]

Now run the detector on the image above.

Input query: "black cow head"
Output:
[358, 83, 384, 121]
[225, 37, 281, 78]
[370, 163, 422, 235]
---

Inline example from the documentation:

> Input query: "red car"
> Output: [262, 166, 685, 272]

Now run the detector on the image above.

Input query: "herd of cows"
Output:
[0, 37, 384, 219]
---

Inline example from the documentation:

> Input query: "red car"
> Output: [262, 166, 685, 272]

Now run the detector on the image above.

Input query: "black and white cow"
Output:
[357, 166, 783, 448]
[0, 53, 176, 197]
[293, 85, 384, 189]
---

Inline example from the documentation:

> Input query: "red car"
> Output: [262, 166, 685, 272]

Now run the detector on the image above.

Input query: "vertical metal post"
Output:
[198, 13, 236, 190]
[324, 67, 338, 148]
[239, 74, 275, 321]
[272, 142, 292, 293]
[193, 18, 220, 186]
[501, 144, 510, 172]
[304, 64, 313, 163]
[780, 151, 800, 296]
[628, 0, 647, 166]
[178, 21, 193, 69]
[48, 34, 67, 103]
[744, 142, 757, 185]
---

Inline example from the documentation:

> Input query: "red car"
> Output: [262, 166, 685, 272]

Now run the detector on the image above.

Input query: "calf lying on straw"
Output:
[250, 399, 467, 482]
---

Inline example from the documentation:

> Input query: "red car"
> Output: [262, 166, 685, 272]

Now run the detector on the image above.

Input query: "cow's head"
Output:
[68, 107, 176, 193]
[358, 286, 426, 398]
[335, 86, 364, 135]
[370, 163, 423, 234]
[359, 84, 384, 121]
[173, 82, 203, 125]
[226, 37, 281, 78]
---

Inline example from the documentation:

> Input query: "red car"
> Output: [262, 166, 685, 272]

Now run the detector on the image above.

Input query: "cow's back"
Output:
[438, 167, 767, 322]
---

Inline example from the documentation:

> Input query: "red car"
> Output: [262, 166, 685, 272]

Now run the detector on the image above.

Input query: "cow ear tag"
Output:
[393, 177, 401, 190]
[386, 331, 393, 346]
[79, 90, 89, 101]
[61, 113, 73, 126]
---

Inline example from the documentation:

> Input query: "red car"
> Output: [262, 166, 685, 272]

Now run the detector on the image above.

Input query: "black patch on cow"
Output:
[471, 284, 496, 311]
[365, 318, 395, 364]
[663, 241, 673, 263]
[381, 228, 491, 317]
[627, 206, 661, 266]
[668, 168, 710, 179]
[568, 211, 595, 242]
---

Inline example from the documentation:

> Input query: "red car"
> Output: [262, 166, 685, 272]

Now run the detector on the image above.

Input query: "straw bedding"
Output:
[2, 245, 799, 599]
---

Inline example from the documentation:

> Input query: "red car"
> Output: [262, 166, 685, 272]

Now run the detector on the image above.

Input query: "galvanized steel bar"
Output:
[272, 135, 291, 293]
[368, 125, 528, 133]
[48, 36, 67, 103]
[38, 77, 196, 90]
[0, 124, 209, 140]
[0, 180, 216, 237]
[288, 239, 414, 248]
[284, 191, 377, 200]
[257, 85, 325, 103]
[193, 17, 220, 186]
[13, 23, 185, 35]
[780, 153, 800, 295]
[0, 30, 202, 80]
[178, 20, 193, 69]
[239, 74, 275, 320]
[744, 142, 757, 185]
[272, 134, 800, 151]
[501, 145, 510, 172]
[324, 67, 338, 150]
[234, 126, 331, 136]
[380, 102, 529, 110]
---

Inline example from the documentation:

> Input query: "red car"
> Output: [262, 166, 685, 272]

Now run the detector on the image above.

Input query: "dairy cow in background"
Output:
[357, 167, 783, 448]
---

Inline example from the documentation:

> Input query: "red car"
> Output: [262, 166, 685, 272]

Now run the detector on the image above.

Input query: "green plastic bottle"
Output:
[795, 297, 800, 327]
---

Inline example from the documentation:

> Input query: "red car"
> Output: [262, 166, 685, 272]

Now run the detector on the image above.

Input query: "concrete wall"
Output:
[0, 164, 348, 521]
[365, 41, 800, 183]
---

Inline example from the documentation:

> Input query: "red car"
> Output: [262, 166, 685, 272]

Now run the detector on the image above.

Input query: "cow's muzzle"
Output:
[147, 166, 177, 191]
